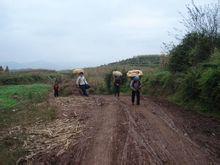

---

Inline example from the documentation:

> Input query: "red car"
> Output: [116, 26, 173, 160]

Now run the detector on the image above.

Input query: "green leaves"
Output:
[168, 32, 218, 72]
[198, 68, 220, 111]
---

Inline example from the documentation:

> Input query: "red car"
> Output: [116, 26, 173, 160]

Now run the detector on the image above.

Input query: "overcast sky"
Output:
[0, 0, 218, 69]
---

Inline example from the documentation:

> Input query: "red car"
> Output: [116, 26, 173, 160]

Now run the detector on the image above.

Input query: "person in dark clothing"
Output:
[130, 76, 141, 105]
[114, 76, 122, 97]
[54, 83, 59, 97]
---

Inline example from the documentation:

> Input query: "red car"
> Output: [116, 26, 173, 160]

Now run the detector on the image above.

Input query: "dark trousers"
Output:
[132, 90, 140, 105]
[80, 85, 88, 96]
[114, 86, 120, 97]
[54, 90, 59, 97]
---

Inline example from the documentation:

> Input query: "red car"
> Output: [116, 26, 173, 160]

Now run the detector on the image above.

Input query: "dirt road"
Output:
[24, 95, 220, 165]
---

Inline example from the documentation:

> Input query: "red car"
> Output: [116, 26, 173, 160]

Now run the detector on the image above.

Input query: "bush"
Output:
[168, 33, 216, 72]
[142, 71, 175, 96]
[104, 72, 114, 94]
[103, 70, 130, 94]
[199, 68, 220, 111]
[177, 69, 201, 102]
[0, 72, 62, 85]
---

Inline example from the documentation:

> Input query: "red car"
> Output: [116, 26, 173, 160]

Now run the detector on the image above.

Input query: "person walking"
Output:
[130, 76, 141, 105]
[53, 82, 59, 97]
[114, 76, 122, 97]
[76, 72, 90, 96]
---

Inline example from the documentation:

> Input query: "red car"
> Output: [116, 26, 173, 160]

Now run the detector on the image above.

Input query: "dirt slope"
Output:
[21, 95, 220, 165]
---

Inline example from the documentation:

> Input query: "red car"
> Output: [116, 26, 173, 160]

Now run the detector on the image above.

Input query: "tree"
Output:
[5, 66, 9, 73]
[168, 32, 216, 72]
[181, 0, 219, 52]
[0, 66, 4, 74]
[167, 1, 220, 72]
[182, 1, 219, 35]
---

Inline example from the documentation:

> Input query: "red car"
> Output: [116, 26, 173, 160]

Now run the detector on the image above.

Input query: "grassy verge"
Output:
[0, 84, 57, 164]
[169, 94, 220, 119]
[141, 67, 220, 119]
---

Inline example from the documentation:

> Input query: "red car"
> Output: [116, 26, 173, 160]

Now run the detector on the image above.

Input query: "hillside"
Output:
[103, 55, 160, 68]
[84, 55, 160, 81]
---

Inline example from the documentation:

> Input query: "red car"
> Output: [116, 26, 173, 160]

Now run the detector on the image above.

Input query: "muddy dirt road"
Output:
[25, 95, 220, 165]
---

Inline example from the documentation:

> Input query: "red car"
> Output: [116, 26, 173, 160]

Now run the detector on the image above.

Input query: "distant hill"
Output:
[1, 55, 161, 71]
[0, 61, 79, 70]
[84, 55, 161, 79]
[106, 55, 160, 68]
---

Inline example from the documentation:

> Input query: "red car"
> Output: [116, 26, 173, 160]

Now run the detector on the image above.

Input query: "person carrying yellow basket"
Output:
[113, 71, 122, 97]
[127, 70, 143, 105]
[74, 69, 90, 96]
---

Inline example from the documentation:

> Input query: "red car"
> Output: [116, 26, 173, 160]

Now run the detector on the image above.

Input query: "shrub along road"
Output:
[17, 95, 219, 165]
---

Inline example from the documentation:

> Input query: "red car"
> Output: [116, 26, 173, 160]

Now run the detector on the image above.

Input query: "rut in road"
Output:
[29, 95, 219, 165]
[114, 97, 212, 165]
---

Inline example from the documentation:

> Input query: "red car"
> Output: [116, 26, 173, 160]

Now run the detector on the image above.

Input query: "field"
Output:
[0, 84, 56, 164]
[0, 70, 62, 85]
[0, 84, 51, 110]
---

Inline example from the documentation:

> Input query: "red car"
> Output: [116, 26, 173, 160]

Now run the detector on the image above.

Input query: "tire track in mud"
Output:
[80, 97, 118, 165]
[28, 95, 218, 165]
[139, 97, 214, 164]
[51, 96, 120, 165]
[115, 98, 169, 165]
[115, 97, 214, 165]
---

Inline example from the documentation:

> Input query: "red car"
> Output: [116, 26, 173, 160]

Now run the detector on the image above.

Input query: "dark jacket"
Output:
[54, 84, 59, 91]
[114, 77, 122, 87]
[130, 80, 141, 91]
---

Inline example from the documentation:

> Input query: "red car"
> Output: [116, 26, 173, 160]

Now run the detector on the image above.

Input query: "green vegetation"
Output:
[0, 70, 62, 85]
[59, 55, 160, 95]
[142, 71, 176, 96]
[103, 69, 129, 94]
[85, 55, 159, 77]
[141, 1, 220, 117]
[0, 2, 219, 163]
[0, 84, 51, 110]
[142, 50, 220, 117]
[107, 55, 160, 68]
[0, 69, 60, 164]
[0, 84, 56, 164]
[83, 55, 159, 94]
[168, 32, 216, 72]
[83, 1, 219, 117]
[0, 83, 55, 128]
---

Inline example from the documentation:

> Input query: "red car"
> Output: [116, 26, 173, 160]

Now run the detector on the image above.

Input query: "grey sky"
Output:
[0, 0, 218, 69]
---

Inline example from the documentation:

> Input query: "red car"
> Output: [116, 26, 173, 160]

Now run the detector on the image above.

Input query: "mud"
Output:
[18, 95, 220, 165]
